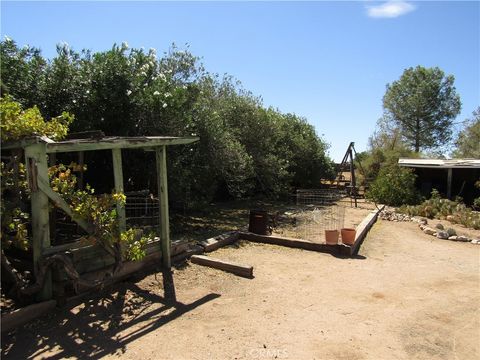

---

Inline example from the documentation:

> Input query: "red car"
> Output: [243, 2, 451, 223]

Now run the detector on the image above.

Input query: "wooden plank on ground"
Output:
[350, 205, 385, 256]
[198, 231, 239, 252]
[1, 300, 57, 333]
[238, 232, 351, 256]
[171, 245, 204, 265]
[190, 255, 253, 278]
[74, 251, 163, 294]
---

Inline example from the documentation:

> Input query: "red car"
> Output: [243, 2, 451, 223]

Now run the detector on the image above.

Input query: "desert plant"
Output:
[398, 190, 480, 230]
[446, 228, 457, 237]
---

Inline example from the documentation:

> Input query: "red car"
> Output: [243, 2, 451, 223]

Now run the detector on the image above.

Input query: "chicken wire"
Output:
[294, 204, 345, 243]
[125, 191, 159, 229]
[296, 188, 346, 206]
[294, 189, 346, 243]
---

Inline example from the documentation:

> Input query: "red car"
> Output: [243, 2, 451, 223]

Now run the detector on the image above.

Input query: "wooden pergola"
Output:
[2, 135, 199, 300]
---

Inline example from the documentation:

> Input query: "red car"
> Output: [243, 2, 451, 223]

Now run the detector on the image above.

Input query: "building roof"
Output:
[398, 158, 480, 169]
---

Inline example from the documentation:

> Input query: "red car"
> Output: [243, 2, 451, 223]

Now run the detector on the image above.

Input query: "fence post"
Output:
[25, 143, 52, 301]
[112, 148, 126, 233]
[156, 146, 171, 268]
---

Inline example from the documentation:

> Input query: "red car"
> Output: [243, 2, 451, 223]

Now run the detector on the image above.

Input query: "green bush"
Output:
[1, 37, 334, 203]
[366, 165, 420, 206]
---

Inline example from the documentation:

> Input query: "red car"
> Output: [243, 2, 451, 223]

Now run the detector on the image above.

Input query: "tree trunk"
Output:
[415, 117, 420, 152]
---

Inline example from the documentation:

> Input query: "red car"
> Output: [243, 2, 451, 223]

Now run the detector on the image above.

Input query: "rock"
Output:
[423, 227, 436, 235]
[435, 223, 445, 230]
[448, 236, 458, 241]
[419, 218, 428, 225]
[446, 215, 455, 222]
[471, 239, 480, 245]
[446, 228, 457, 237]
[437, 231, 449, 239]
[456, 235, 470, 242]
[419, 224, 426, 230]
[380, 209, 413, 222]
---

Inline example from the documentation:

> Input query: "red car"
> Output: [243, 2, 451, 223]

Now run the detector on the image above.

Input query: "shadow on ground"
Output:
[1, 270, 220, 359]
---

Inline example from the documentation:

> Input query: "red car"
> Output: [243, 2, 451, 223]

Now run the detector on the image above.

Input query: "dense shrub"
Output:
[1, 38, 335, 205]
[365, 165, 420, 206]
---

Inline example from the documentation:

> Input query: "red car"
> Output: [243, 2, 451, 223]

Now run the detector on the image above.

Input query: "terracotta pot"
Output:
[341, 228, 356, 245]
[325, 230, 339, 245]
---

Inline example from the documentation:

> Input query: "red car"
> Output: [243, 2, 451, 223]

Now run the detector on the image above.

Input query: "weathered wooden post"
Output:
[446, 168, 453, 200]
[156, 146, 171, 268]
[349, 147, 358, 208]
[112, 148, 126, 233]
[24, 142, 52, 300]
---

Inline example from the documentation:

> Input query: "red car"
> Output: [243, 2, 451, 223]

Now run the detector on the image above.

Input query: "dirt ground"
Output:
[2, 217, 479, 360]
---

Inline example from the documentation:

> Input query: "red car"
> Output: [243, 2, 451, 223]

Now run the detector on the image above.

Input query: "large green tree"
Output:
[453, 107, 480, 158]
[383, 66, 461, 152]
[0, 37, 334, 204]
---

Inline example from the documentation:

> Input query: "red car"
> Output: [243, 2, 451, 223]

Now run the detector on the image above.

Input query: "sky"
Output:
[1, 1, 479, 161]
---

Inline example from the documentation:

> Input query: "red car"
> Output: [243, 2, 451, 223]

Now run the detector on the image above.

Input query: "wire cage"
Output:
[294, 189, 347, 243]
[294, 204, 345, 243]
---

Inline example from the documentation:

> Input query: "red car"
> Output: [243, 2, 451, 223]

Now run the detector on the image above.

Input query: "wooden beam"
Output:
[24, 143, 52, 300]
[156, 146, 171, 268]
[77, 151, 85, 189]
[198, 231, 239, 252]
[190, 255, 253, 278]
[1, 137, 41, 150]
[239, 232, 351, 256]
[36, 173, 94, 234]
[46, 137, 199, 153]
[350, 205, 384, 256]
[1, 300, 57, 333]
[112, 148, 126, 233]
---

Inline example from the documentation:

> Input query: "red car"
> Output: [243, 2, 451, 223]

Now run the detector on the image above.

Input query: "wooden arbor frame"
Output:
[2, 135, 199, 300]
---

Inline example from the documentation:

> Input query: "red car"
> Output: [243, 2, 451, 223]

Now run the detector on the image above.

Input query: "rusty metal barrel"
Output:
[248, 209, 269, 235]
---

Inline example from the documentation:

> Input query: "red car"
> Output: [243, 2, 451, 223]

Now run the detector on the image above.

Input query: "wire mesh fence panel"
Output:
[294, 189, 347, 243]
[294, 204, 345, 243]
[296, 188, 347, 206]
[125, 195, 159, 229]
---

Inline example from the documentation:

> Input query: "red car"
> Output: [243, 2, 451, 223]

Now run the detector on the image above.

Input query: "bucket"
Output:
[248, 210, 269, 235]
[325, 230, 339, 245]
[341, 228, 356, 245]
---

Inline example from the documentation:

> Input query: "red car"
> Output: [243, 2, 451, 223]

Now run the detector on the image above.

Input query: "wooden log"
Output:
[238, 232, 351, 256]
[171, 245, 204, 264]
[198, 231, 239, 252]
[350, 205, 384, 256]
[75, 251, 163, 294]
[1, 300, 57, 333]
[171, 240, 189, 256]
[190, 255, 253, 278]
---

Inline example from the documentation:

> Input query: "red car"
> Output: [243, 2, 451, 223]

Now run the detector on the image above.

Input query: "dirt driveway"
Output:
[2, 219, 479, 360]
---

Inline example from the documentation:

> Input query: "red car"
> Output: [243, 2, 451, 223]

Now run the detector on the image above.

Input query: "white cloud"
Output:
[366, 1, 416, 18]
